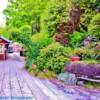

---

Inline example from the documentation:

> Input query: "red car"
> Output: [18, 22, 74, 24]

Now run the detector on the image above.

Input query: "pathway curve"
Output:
[0, 59, 100, 100]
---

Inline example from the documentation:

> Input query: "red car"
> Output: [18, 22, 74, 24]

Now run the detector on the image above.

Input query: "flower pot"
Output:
[70, 56, 80, 61]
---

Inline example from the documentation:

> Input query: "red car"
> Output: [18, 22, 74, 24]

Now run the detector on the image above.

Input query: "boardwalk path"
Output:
[0, 59, 100, 100]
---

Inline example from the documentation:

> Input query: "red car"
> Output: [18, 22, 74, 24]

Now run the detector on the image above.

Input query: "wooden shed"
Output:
[0, 36, 11, 60]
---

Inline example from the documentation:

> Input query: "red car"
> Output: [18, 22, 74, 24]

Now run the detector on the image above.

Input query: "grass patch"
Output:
[85, 82, 100, 89]
[28, 67, 57, 79]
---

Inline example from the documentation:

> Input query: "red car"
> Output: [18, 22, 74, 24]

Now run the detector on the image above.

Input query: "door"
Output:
[0, 44, 5, 54]
[0, 44, 6, 60]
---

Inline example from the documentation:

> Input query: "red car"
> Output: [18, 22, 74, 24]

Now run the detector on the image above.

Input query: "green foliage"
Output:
[4, 0, 100, 35]
[4, 0, 49, 33]
[32, 33, 52, 48]
[3, 0, 100, 77]
[28, 67, 40, 76]
[41, 0, 73, 37]
[10, 25, 40, 68]
[85, 82, 100, 89]
[94, 42, 100, 60]
[25, 42, 40, 68]
[36, 43, 71, 74]
[19, 38, 40, 68]
[73, 0, 100, 32]
[73, 47, 98, 60]
[77, 60, 100, 64]
[37, 70, 57, 79]
[0, 27, 10, 38]
[88, 13, 100, 39]
[29, 67, 57, 79]
[70, 32, 87, 48]
[19, 25, 32, 34]
[9, 27, 20, 40]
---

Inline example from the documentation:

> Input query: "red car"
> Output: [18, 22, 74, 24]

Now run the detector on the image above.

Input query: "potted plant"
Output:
[70, 56, 81, 62]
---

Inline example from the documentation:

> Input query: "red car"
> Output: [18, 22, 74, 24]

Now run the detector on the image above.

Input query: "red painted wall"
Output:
[0, 39, 9, 60]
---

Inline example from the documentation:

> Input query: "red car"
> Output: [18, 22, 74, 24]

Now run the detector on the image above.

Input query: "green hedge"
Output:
[36, 43, 71, 74]
[88, 13, 100, 39]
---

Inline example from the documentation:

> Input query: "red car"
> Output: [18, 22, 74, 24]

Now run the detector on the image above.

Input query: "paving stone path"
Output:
[0, 59, 100, 100]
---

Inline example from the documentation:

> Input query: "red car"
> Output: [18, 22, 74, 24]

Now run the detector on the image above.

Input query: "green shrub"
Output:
[88, 13, 100, 39]
[73, 47, 97, 60]
[41, 0, 71, 37]
[74, 0, 100, 32]
[37, 70, 57, 79]
[70, 31, 87, 48]
[95, 43, 100, 60]
[26, 42, 40, 68]
[32, 33, 52, 48]
[19, 25, 32, 35]
[29, 67, 40, 76]
[0, 27, 10, 38]
[29, 65, 57, 79]
[36, 43, 71, 74]
[10, 26, 41, 68]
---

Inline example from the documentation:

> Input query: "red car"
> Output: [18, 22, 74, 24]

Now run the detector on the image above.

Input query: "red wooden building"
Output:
[0, 36, 11, 60]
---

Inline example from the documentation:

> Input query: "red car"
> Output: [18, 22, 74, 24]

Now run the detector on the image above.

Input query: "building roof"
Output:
[0, 36, 12, 43]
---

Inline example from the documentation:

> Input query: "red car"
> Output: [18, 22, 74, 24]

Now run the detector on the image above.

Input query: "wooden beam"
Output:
[77, 77, 100, 83]
[95, 76, 100, 79]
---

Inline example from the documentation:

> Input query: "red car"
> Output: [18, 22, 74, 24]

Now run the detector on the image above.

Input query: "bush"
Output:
[26, 42, 40, 68]
[54, 33, 70, 45]
[70, 31, 87, 48]
[73, 47, 96, 60]
[10, 26, 41, 68]
[88, 13, 100, 39]
[0, 27, 10, 38]
[19, 25, 32, 35]
[32, 33, 52, 48]
[75, 0, 100, 32]
[36, 43, 71, 74]
[95, 43, 100, 60]
[42, 0, 71, 37]
[37, 70, 57, 79]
